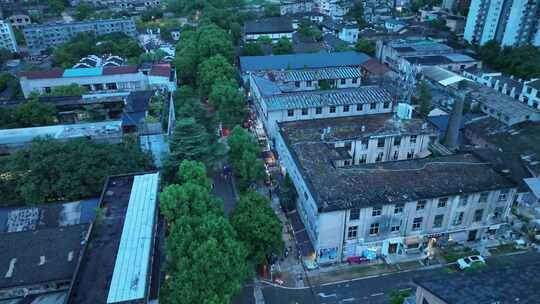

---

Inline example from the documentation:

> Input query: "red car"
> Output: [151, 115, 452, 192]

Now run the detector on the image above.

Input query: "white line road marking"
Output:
[370, 292, 384, 297]
[318, 293, 337, 298]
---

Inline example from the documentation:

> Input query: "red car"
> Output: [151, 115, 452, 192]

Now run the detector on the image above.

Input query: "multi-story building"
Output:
[249, 68, 394, 138]
[321, 19, 359, 43]
[243, 17, 294, 43]
[315, 0, 352, 20]
[22, 18, 137, 54]
[70, 0, 162, 10]
[464, 0, 540, 46]
[521, 79, 540, 110]
[280, 0, 316, 15]
[377, 39, 481, 74]
[276, 116, 516, 263]
[18, 64, 176, 98]
[0, 20, 18, 53]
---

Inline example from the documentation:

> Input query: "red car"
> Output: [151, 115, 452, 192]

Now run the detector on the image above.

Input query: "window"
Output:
[453, 212, 464, 225]
[348, 226, 358, 239]
[499, 190, 509, 201]
[383, 101, 390, 108]
[493, 207, 504, 219]
[377, 138, 385, 148]
[106, 82, 117, 90]
[416, 200, 426, 211]
[474, 209, 483, 222]
[287, 109, 294, 117]
[316, 107, 322, 114]
[372, 206, 382, 216]
[394, 137, 401, 146]
[394, 203, 404, 214]
[433, 215, 444, 228]
[344, 160, 351, 166]
[410, 135, 417, 143]
[343, 105, 350, 112]
[359, 154, 367, 163]
[459, 195, 468, 206]
[340, 78, 346, 85]
[295, 81, 300, 88]
[330, 106, 336, 113]
[370, 103, 376, 110]
[393, 150, 399, 160]
[376, 152, 384, 162]
[407, 151, 414, 159]
[350, 208, 360, 220]
[357, 104, 363, 111]
[307, 80, 312, 87]
[369, 223, 379, 235]
[302, 108, 308, 115]
[479, 192, 489, 203]
[44, 87, 51, 93]
[438, 197, 448, 208]
[391, 224, 400, 232]
[412, 217, 423, 230]
[352, 77, 358, 84]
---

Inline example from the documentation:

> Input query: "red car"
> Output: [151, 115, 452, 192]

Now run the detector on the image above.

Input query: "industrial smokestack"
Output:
[443, 98, 464, 150]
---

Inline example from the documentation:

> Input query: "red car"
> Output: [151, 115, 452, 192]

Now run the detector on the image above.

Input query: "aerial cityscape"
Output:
[0, 0, 539, 303]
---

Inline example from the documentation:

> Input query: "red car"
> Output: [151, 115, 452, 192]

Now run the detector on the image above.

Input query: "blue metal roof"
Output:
[239, 51, 370, 73]
[63, 67, 103, 78]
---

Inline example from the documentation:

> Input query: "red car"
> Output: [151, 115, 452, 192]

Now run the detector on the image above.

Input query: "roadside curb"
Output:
[260, 250, 530, 290]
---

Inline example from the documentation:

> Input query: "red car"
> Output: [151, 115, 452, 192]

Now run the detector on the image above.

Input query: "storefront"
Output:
[382, 237, 404, 256]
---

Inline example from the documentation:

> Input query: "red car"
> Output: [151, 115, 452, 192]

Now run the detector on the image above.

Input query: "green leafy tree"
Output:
[197, 24, 235, 63]
[49, 0, 68, 16]
[264, 4, 280, 17]
[231, 191, 283, 264]
[347, 2, 368, 28]
[74, 3, 96, 21]
[47, 84, 88, 96]
[5, 138, 153, 205]
[228, 126, 265, 191]
[197, 54, 236, 96]
[177, 160, 212, 189]
[173, 32, 199, 85]
[241, 42, 264, 56]
[208, 80, 247, 129]
[272, 37, 294, 55]
[278, 174, 297, 212]
[14, 100, 56, 127]
[418, 80, 432, 118]
[355, 38, 375, 56]
[174, 86, 216, 135]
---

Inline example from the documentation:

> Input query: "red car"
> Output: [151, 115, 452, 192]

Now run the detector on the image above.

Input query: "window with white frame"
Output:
[453, 212, 464, 225]
[433, 214, 443, 228]
[416, 200, 426, 211]
[372, 206, 382, 216]
[474, 209, 483, 222]
[369, 223, 379, 235]
[438, 197, 448, 208]
[350, 208, 360, 220]
[348, 226, 358, 239]
[390, 224, 400, 232]
[412, 217, 423, 230]
[410, 135, 417, 143]
[394, 203, 404, 214]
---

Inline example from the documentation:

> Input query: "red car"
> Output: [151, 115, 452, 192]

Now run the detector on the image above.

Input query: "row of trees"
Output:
[160, 160, 283, 303]
[478, 40, 540, 79]
[241, 36, 294, 56]
[52, 32, 144, 68]
[0, 137, 154, 206]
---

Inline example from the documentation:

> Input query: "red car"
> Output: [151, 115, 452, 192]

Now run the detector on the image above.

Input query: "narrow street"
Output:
[257, 251, 539, 304]
[212, 170, 237, 216]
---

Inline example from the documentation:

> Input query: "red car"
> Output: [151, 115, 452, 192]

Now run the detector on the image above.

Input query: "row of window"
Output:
[293, 78, 359, 88]
[349, 191, 509, 221]
[286, 102, 391, 117]
[43, 82, 118, 94]
[347, 209, 490, 239]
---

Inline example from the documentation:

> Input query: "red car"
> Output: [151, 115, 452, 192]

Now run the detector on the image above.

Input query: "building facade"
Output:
[464, 0, 540, 46]
[0, 20, 18, 53]
[22, 18, 137, 54]
[18, 65, 176, 98]
[276, 118, 516, 264]
[249, 68, 395, 139]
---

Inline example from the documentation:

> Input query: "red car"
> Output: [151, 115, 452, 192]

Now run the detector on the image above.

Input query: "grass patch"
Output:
[442, 266, 457, 274]
[389, 289, 411, 304]
[441, 247, 480, 263]
[489, 243, 520, 256]
[463, 262, 486, 273]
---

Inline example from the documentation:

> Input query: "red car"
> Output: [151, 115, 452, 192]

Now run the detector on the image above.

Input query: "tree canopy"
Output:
[478, 40, 540, 79]
[0, 100, 56, 129]
[231, 191, 283, 265]
[418, 80, 432, 118]
[208, 80, 247, 129]
[272, 37, 294, 55]
[197, 55, 237, 96]
[228, 126, 265, 191]
[0, 138, 153, 206]
[355, 38, 375, 56]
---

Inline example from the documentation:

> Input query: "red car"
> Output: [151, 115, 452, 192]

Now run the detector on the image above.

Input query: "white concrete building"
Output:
[321, 19, 359, 43]
[276, 119, 517, 263]
[464, 0, 540, 46]
[18, 64, 176, 98]
[249, 68, 394, 139]
[521, 79, 540, 110]
[0, 20, 18, 53]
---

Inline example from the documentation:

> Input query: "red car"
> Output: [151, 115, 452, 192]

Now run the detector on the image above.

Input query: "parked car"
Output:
[457, 255, 485, 270]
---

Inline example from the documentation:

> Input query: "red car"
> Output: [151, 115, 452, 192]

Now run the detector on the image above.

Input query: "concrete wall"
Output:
[416, 286, 448, 304]
[244, 32, 293, 42]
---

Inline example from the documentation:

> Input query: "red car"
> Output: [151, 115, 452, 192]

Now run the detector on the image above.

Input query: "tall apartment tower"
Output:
[0, 20, 18, 53]
[464, 0, 540, 46]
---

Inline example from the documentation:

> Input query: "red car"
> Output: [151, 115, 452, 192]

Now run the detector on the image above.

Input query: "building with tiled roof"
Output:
[18, 65, 175, 98]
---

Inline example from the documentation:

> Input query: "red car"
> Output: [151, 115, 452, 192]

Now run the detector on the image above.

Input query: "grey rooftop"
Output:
[239, 51, 369, 73]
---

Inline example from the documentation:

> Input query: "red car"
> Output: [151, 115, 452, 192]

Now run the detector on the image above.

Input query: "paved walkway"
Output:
[140, 134, 169, 168]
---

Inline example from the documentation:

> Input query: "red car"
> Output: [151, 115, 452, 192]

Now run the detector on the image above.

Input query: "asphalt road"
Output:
[260, 251, 540, 304]
[212, 171, 237, 216]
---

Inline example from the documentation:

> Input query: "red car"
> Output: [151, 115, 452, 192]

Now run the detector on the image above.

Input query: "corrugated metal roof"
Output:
[265, 86, 392, 110]
[106, 172, 159, 304]
[239, 51, 369, 72]
[277, 67, 361, 82]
